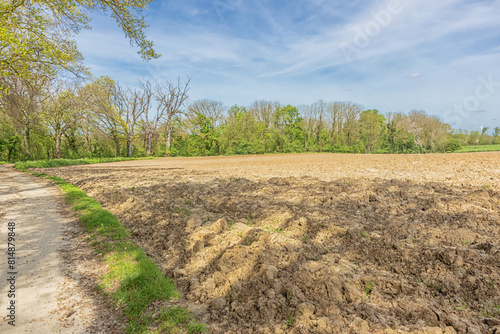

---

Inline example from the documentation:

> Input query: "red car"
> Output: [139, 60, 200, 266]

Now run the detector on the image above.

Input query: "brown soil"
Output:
[35, 153, 500, 334]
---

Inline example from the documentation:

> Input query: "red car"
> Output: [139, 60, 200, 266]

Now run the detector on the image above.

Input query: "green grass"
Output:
[14, 157, 157, 171]
[17, 168, 205, 333]
[456, 144, 500, 153]
[364, 280, 375, 296]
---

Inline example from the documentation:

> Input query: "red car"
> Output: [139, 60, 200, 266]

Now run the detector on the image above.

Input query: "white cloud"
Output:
[74, 0, 500, 129]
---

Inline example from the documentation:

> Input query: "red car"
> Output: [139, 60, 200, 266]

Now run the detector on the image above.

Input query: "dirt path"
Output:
[0, 165, 113, 333]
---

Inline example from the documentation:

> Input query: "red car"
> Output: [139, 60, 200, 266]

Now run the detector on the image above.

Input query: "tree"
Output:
[0, 72, 49, 158]
[42, 83, 81, 158]
[248, 100, 279, 152]
[188, 113, 219, 156]
[138, 80, 158, 155]
[189, 99, 226, 128]
[79, 76, 125, 156]
[493, 127, 500, 144]
[273, 105, 304, 152]
[385, 112, 415, 152]
[358, 109, 386, 153]
[301, 101, 326, 151]
[115, 84, 149, 157]
[0, 119, 20, 161]
[156, 78, 190, 155]
[1, 0, 159, 91]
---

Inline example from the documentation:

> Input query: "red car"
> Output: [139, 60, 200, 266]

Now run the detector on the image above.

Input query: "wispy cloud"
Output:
[75, 0, 500, 129]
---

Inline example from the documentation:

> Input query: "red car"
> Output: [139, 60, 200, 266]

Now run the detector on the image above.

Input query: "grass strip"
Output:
[14, 157, 158, 171]
[19, 168, 206, 333]
[456, 144, 500, 153]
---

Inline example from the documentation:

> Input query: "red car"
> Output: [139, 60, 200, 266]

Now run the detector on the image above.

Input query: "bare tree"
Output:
[248, 100, 280, 128]
[155, 77, 190, 154]
[301, 100, 327, 151]
[137, 79, 158, 155]
[339, 102, 363, 146]
[115, 84, 150, 157]
[188, 99, 226, 128]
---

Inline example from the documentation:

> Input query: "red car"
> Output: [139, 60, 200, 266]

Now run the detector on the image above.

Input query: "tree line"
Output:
[2, 75, 497, 162]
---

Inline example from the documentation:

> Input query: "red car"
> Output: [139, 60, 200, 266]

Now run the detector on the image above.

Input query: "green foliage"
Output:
[0, 0, 158, 90]
[445, 139, 461, 152]
[0, 134, 20, 161]
[364, 280, 375, 296]
[359, 110, 386, 153]
[3, 78, 493, 162]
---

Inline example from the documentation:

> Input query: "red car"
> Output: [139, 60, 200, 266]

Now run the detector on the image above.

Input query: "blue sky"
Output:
[76, 0, 500, 131]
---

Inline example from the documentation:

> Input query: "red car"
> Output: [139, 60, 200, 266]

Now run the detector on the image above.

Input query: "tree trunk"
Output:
[24, 127, 30, 158]
[115, 139, 121, 157]
[88, 136, 93, 157]
[54, 132, 61, 159]
[165, 117, 172, 155]
[127, 134, 133, 157]
[147, 130, 152, 156]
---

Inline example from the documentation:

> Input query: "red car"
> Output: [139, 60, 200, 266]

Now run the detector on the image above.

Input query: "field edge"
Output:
[15, 165, 207, 334]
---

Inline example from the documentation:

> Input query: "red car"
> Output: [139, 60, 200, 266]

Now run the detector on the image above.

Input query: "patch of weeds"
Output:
[244, 234, 260, 246]
[411, 238, 420, 244]
[462, 240, 470, 246]
[130, 187, 136, 192]
[485, 278, 498, 287]
[283, 290, 298, 306]
[483, 184, 490, 189]
[274, 227, 284, 234]
[153, 306, 207, 334]
[364, 280, 375, 296]
[92, 239, 113, 255]
[360, 231, 369, 238]
[184, 199, 192, 205]
[246, 216, 256, 227]
[287, 313, 294, 328]
[478, 304, 499, 318]
[237, 231, 243, 238]
[416, 278, 434, 290]
[173, 207, 191, 216]
[263, 226, 272, 234]
[300, 233, 310, 243]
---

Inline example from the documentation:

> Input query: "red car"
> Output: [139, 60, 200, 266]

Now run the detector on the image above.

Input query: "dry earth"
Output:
[36, 153, 500, 334]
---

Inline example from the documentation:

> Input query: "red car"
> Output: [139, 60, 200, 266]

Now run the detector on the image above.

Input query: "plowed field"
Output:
[35, 153, 500, 334]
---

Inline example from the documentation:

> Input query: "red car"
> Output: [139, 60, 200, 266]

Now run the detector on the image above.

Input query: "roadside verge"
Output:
[15, 163, 206, 333]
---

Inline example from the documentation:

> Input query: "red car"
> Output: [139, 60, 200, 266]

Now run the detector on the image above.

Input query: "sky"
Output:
[75, 0, 500, 132]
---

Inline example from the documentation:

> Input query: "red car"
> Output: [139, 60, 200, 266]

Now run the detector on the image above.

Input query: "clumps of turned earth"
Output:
[37, 154, 500, 334]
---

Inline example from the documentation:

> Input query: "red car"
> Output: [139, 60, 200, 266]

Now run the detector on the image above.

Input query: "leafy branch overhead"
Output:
[0, 0, 159, 88]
